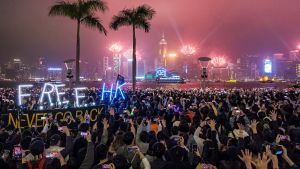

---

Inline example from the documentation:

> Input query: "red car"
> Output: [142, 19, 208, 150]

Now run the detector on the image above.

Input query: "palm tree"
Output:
[49, 0, 108, 84]
[110, 5, 155, 92]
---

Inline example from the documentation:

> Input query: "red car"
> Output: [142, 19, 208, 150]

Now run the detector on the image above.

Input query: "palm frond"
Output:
[110, 5, 155, 31]
[80, 0, 108, 15]
[110, 12, 132, 30]
[135, 4, 156, 20]
[135, 20, 150, 32]
[81, 15, 107, 35]
[49, 1, 78, 19]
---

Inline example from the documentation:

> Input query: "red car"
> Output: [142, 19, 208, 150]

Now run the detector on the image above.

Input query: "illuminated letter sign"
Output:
[55, 84, 66, 105]
[114, 82, 126, 100]
[101, 82, 126, 101]
[18, 84, 33, 106]
[39, 83, 55, 105]
[17, 82, 126, 108]
[101, 83, 113, 101]
[74, 87, 86, 107]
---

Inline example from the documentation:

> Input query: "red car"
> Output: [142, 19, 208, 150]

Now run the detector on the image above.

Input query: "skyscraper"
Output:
[109, 43, 122, 79]
[137, 59, 145, 77]
[158, 33, 167, 68]
[37, 57, 47, 78]
[289, 50, 299, 61]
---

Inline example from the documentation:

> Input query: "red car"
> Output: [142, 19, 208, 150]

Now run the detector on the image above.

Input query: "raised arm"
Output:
[79, 132, 94, 169]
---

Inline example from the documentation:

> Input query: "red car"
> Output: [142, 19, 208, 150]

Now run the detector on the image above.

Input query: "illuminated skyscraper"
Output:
[103, 56, 112, 80]
[158, 33, 167, 67]
[137, 59, 145, 77]
[37, 57, 47, 78]
[47, 67, 62, 81]
[109, 43, 123, 79]
[289, 50, 299, 61]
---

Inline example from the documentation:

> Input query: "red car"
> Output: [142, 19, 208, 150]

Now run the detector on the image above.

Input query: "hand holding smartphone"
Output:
[13, 146, 22, 160]
[80, 132, 87, 138]
[46, 151, 59, 159]
[279, 135, 288, 141]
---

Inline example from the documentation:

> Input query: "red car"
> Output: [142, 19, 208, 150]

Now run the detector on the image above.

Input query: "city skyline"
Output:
[1, 0, 300, 67]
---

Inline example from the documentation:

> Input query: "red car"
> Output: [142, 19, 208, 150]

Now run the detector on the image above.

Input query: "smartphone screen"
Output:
[80, 132, 87, 137]
[128, 146, 138, 152]
[280, 135, 288, 141]
[13, 146, 22, 160]
[46, 151, 59, 158]
[202, 164, 209, 169]
[102, 164, 112, 169]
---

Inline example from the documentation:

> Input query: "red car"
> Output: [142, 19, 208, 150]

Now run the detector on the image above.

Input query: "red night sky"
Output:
[0, 0, 300, 67]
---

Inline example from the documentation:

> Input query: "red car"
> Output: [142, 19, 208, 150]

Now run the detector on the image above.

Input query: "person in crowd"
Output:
[0, 87, 300, 169]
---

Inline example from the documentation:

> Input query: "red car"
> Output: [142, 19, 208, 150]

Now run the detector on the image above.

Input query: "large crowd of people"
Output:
[0, 86, 300, 169]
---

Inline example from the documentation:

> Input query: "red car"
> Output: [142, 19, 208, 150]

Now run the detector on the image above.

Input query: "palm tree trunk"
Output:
[132, 26, 137, 92]
[76, 20, 81, 84]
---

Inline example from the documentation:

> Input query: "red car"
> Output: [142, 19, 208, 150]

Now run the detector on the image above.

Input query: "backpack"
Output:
[27, 158, 46, 169]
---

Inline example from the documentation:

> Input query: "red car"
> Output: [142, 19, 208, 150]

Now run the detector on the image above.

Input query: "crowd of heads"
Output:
[1, 86, 300, 169]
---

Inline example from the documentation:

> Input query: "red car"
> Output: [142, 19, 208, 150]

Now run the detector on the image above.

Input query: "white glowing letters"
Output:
[74, 87, 86, 107]
[18, 82, 126, 107]
[101, 83, 114, 101]
[115, 81, 126, 99]
[39, 83, 55, 105]
[101, 82, 126, 101]
[18, 84, 33, 106]
[55, 84, 66, 105]
[18, 83, 87, 107]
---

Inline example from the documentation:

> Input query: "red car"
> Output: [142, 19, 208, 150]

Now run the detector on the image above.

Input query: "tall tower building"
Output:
[158, 33, 167, 68]
[103, 56, 111, 80]
[137, 59, 146, 77]
[109, 44, 122, 79]
[289, 50, 299, 61]
[37, 57, 47, 78]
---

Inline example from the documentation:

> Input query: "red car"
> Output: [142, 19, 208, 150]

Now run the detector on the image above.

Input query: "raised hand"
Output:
[280, 145, 288, 158]
[103, 118, 109, 129]
[92, 122, 97, 132]
[275, 135, 281, 144]
[265, 145, 279, 169]
[161, 119, 166, 127]
[62, 126, 70, 136]
[252, 152, 271, 169]
[249, 120, 258, 134]
[270, 110, 277, 121]
[238, 149, 253, 169]
[57, 152, 66, 166]
[86, 131, 92, 143]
